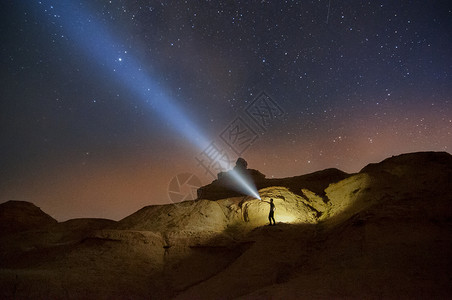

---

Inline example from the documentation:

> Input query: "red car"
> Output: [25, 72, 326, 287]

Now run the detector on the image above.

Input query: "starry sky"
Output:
[1, 0, 451, 221]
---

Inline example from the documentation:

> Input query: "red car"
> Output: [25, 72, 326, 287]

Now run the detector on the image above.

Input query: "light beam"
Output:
[229, 169, 261, 200]
[32, 0, 261, 200]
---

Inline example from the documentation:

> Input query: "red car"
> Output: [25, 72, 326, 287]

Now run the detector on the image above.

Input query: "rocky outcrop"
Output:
[197, 168, 266, 200]
[197, 156, 350, 200]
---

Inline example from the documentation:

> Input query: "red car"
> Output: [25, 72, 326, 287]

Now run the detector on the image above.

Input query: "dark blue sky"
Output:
[1, 0, 451, 220]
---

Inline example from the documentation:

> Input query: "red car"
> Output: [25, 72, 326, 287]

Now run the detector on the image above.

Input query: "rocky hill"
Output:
[0, 200, 57, 234]
[0, 151, 451, 299]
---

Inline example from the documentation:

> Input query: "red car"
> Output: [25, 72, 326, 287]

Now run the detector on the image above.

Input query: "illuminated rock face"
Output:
[240, 187, 320, 226]
[116, 187, 322, 242]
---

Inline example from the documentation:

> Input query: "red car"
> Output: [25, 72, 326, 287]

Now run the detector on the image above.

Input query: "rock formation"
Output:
[0, 200, 57, 234]
[197, 157, 349, 200]
[197, 157, 266, 199]
[0, 151, 451, 299]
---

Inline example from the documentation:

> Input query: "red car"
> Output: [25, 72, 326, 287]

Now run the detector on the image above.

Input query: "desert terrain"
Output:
[1, 151, 451, 299]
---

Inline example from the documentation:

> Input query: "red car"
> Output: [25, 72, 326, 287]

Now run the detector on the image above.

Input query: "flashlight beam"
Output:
[33, 0, 261, 200]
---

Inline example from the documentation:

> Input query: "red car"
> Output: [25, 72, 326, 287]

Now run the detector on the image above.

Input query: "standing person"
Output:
[268, 198, 276, 226]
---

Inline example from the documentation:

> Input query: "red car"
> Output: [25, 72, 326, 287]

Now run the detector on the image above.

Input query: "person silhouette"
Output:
[268, 198, 276, 226]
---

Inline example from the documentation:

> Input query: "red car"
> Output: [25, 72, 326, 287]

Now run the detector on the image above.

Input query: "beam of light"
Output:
[228, 169, 261, 200]
[32, 1, 261, 200]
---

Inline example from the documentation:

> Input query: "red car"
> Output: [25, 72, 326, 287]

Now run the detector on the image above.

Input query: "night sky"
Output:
[1, 1, 451, 221]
